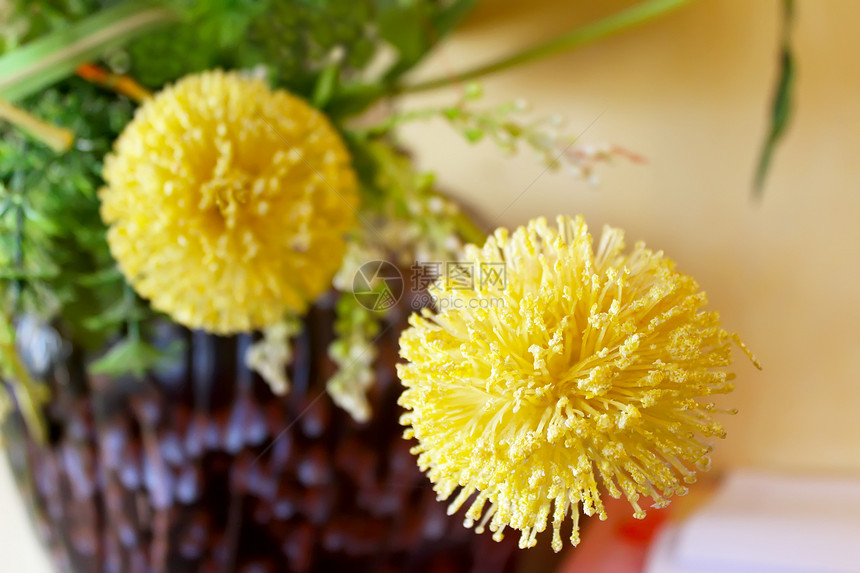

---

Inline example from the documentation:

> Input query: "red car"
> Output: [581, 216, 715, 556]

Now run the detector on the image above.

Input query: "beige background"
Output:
[399, 0, 860, 475]
[2, 0, 859, 568]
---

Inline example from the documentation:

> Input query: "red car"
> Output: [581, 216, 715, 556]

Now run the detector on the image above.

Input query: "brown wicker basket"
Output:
[2, 291, 521, 572]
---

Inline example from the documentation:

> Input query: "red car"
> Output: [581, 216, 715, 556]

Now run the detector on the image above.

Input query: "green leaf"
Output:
[754, 0, 795, 197]
[430, 0, 478, 38]
[1, 79, 135, 339]
[89, 337, 182, 378]
[312, 59, 341, 109]
[376, 1, 427, 65]
[0, 309, 49, 444]
[463, 82, 483, 100]
[22, 204, 63, 236]
[398, 0, 693, 94]
[0, 1, 180, 102]
[463, 127, 485, 143]
[126, 0, 270, 88]
[321, 0, 477, 117]
[76, 266, 123, 287]
[378, 0, 477, 82]
[82, 295, 147, 331]
[1, 0, 107, 56]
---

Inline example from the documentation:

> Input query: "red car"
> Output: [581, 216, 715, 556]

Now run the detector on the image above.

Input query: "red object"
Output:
[558, 497, 669, 573]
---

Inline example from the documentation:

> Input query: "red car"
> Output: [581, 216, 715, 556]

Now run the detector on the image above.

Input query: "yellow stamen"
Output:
[398, 215, 757, 551]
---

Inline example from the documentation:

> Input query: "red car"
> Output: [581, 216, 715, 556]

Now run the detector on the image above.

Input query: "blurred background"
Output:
[3, 0, 860, 570]
[400, 0, 860, 476]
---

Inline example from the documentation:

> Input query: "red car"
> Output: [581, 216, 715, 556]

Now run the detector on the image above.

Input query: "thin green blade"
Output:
[754, 0, 795, 197]
[0, 1, 179, 102]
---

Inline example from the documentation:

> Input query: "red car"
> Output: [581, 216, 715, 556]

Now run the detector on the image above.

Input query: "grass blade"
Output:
[753, 0, 795, 197]
[0, 1, 179, 102]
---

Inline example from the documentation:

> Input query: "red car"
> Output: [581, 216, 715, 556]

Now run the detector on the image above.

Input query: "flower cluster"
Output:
[100, 70, 358, 334]
[398, 215, 756, 551]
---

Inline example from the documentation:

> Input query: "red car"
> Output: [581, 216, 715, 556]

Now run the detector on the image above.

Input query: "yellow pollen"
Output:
[397, 215, 758, 552]
[99, 70, 358, 334]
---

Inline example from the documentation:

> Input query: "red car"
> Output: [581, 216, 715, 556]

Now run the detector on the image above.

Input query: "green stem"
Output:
[350, 108, 447, 139]
[0, 170, 49, 444]
[10, 164, 26, 309]
[397, 0, 693, 94]
[0, 99, 74, 152]
[0, 0, 180, 102]
[0, 311, 49, 445]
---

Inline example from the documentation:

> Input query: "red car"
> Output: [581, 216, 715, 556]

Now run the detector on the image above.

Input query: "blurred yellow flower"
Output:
[397, 215, 757, 552]
[100, 70, 358, 334]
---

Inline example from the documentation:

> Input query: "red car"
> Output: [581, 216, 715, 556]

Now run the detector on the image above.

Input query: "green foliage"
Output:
[394, 0, 693, 94]
[326, 291, 382, 421]
[375, 0, 477, 82]
[0, 0, 109, 55]
[325, 0, 477, 117]
[0, 79, 134, 348]
[0, 1, 178, 102]
[245, 0, 475, 103]
[119, 0, 267, 88]
[246, 0, 377, 96]
[331, 292, 381, 356]
[0, 311, 49, 443]
[352, 85, 638, 187]
[3, 0, 477, 114]
[0, 1, 479, 386]
[346, 137, 486, 259]
[121, 0, 476, 112]
[754, 0, 795, 196]
[114, 0, 419, 94]
[89, 335, 183, 377]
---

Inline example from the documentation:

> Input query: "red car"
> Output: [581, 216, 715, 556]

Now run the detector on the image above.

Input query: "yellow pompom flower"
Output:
[397, 215, 758, 552]
[100, 70, 358, 334]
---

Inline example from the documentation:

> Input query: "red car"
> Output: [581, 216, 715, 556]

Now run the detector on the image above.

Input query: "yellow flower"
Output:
[100, 70, 358, 334]
[397, 215, 758, 552]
